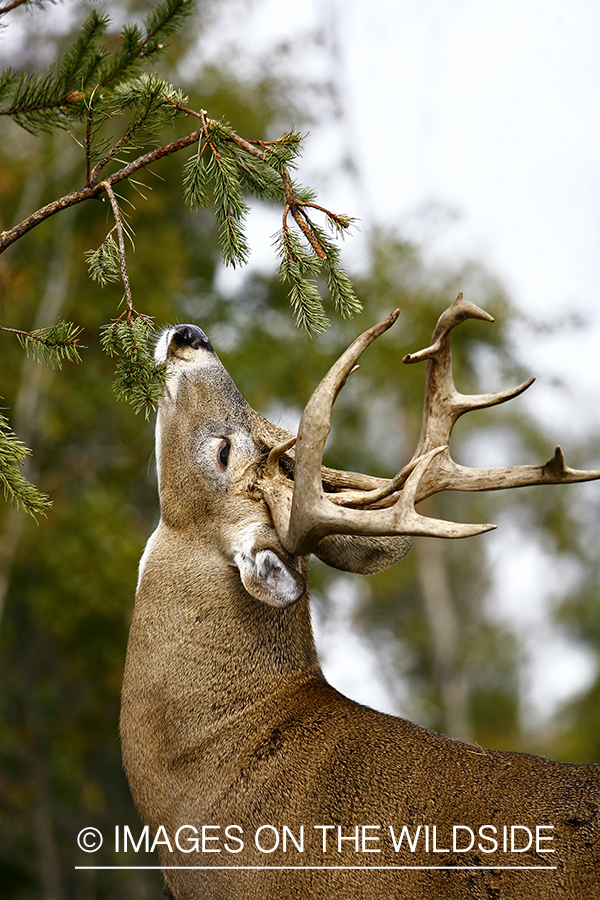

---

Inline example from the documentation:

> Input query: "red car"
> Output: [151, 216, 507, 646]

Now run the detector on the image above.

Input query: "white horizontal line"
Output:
[75, 865, 558, 871]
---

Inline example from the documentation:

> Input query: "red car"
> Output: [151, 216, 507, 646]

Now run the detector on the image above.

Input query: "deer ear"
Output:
[313, 534, 413, 575]
[235, 548, 306, 608]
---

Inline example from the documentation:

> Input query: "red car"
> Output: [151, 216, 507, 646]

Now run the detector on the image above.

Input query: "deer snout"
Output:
[172, 324, 213, 352]
[155, 324, 214, 362]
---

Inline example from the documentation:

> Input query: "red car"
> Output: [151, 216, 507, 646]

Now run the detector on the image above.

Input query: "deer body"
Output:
[121, 307, 600, 899]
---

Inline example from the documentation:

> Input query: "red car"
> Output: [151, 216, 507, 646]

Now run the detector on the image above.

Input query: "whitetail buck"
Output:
[121, 295, 600, 900]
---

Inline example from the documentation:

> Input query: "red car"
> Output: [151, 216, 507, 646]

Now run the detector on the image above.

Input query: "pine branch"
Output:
[274, 228, 329, 334]
[261, 131, 303, 173]
[0, 1, 191, 134]
[174, 108, 361, 328]
[0, 11, 108, 133]
[0, 0, 366, 517]
[55, 11, 109, 98]
[0, 6, 361, 336]
[182, 138, 210, 209]
[100, 318, 166, 418]
[0, 0, 43, 16]
[0, 412, 51, 517]
[1, 321, 83, 367]
[97, 0, 192, 89]
[85, 231, 122, 285]
[0, 68, 19, 105]
[90, 186, 165, 416]
[102, 182, 135, 314]
[205, 144, 250, 267]
[0, 125, 204, 253]
[89, 75, 186, 181]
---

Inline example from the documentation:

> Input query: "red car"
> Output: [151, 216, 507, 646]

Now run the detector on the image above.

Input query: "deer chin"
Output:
[232, 525, 306, 608]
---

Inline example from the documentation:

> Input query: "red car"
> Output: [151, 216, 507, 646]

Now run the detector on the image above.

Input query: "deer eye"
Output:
[217, 438, 231, 469]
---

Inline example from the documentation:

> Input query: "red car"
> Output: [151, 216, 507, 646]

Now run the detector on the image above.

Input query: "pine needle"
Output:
[0, 412, 52, 517]
[100, 318, 167, 418]
[16, 321, 83, 368]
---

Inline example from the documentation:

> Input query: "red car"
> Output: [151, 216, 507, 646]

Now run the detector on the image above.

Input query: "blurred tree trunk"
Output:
[25, 690, 67, 900]
[0, 143, 74, 898]
[415, 537, 472, 741]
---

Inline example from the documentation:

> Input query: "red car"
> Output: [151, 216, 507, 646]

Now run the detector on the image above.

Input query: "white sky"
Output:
[210, 0, 600, 423]
[343, 0, 600, 325]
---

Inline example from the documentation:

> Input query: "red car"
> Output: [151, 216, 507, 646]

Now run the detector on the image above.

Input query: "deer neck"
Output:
[121, 521, 321, 760]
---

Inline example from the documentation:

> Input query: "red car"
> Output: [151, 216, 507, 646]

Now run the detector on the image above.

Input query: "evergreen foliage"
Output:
[0, 412, 51, 516]
[15, 321, 83, 368]
[0, 0, 363, 511]
[0, 0, 192, 132]
[85, 233, 122, 285]
[0, 323, 82, 516]
[180, 119, 359, 328]
[101, 317, 167, 417]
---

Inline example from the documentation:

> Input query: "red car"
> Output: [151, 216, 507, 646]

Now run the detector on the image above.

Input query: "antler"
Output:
[261, 294, 600, 557]
[401, 293, 600, 500]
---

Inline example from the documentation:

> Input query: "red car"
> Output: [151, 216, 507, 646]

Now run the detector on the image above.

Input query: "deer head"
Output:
[153, 323, 415, 609]
[156, 295, 598, 585]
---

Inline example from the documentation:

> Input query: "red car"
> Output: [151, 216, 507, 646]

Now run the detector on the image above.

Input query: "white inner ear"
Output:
[234, 547, 305, 608]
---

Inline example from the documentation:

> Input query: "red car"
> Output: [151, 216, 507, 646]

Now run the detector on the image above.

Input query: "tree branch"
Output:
[0, 126, 203, 254]
[0, 0, 30, 15]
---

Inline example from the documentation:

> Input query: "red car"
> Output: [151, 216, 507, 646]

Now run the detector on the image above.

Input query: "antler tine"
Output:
[414, 445, 600, 502]
[403, 292, 535, 457]
[403, 293, 600, 502]
[281, 309, 400, 554]
[391, 447, 496, 539]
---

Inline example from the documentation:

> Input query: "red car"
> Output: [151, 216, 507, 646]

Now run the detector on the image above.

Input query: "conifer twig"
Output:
[0, 322, 82, 367]
[102, 182, 134, 319]
[0, 412, 51, 517]
[169, 95, 349, 259]
[0, 126, 204, 254]
[0, 0, 31, 15]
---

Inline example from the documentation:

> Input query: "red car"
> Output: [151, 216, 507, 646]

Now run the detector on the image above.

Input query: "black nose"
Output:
[172, 324, 214, 352]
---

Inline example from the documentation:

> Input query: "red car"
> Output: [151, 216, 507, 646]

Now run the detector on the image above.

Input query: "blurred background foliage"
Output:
[0, 1, 599, 898]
